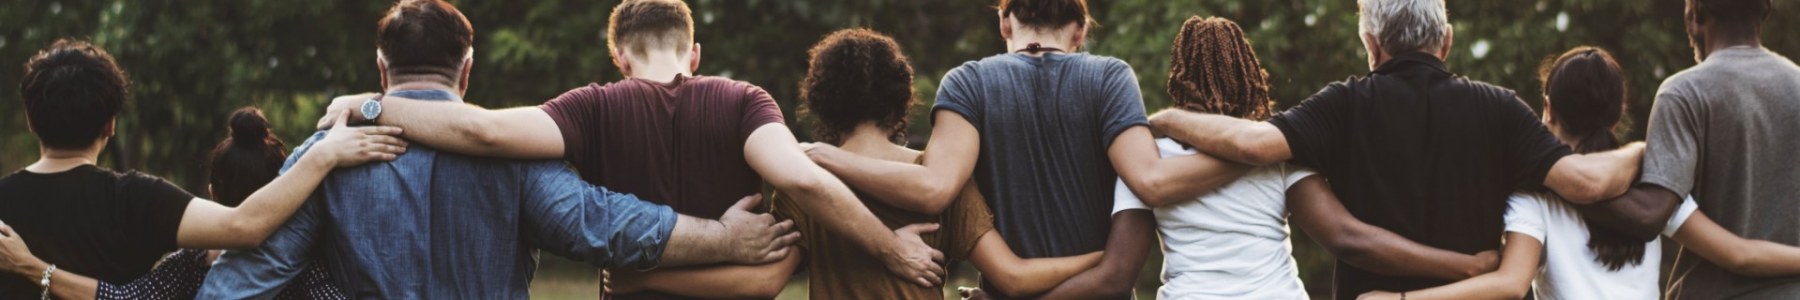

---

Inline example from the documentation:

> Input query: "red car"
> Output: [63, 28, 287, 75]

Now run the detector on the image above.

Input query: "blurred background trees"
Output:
[1, 0, 1793, 298]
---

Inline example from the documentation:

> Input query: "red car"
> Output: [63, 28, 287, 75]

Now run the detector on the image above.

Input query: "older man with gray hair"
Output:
[1148, 0, 1651, 298]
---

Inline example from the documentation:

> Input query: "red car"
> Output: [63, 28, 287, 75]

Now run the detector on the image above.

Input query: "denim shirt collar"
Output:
[386, 89, 462, 103]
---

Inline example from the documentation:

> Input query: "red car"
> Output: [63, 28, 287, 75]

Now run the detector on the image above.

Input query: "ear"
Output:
[1070, 23, 1087, 51]
[1437, 25, 1455, 60]
[689, 43, 702, 73]
[998, 11, 1014, 41]
[458, 55, 474, 95]
[376, 49, 390, 90]
[1362, 33, 1384, 70]
[207, 184, 215, 200]
[1540, 95, 1556, 124]
[612, 48, 633, 77]
[101, 119, 116, 140]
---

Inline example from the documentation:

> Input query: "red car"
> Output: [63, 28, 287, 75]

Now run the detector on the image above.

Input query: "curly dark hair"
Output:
[21, 38, 129, 150]
[1166, 17, 1273, 121]
[799, 29, 916, 146]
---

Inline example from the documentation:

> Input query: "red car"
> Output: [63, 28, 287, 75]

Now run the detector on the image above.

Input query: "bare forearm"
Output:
[1375, 233, 1541, 300]
[1149, 109, 1288, 165]
[616, 253, 799, 298]
[180, 153, 331, 249]
[657, 215, 737, 266]
[1548, 143, 1645, 203]
[781, 172, 902, 260]
[1573, 185, 1680, 241]
[1129, 154, 1251, 206]
[378, 98, 563, 159]
[1035, 210, 1155, 299]
[971, 230, 1104, 297]
[1333, 225, 1491, 281]
[809, 149, 959, 213]
[1674, 212, 1800, 277]
[14, 261, 98, 300]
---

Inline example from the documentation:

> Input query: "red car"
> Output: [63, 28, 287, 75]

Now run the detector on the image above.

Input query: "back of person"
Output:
[0, 166, 191, 298]
[774, 155, 992, 300]
[1275, 52, 1570, 297]
[1129, 139, 1310, 299]
[290, 89, 543, 298]
[538, 75, 782, 300]
[1655, 47, 1800, 298]
[934, 52, 1143, 258]
[538, 75, 779, 220]
[1504, 193, 1660, 300]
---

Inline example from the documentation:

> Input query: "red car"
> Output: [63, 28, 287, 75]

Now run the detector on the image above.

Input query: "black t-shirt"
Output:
[1268, 52, 1572, 299]
[0, 165, 192, 298]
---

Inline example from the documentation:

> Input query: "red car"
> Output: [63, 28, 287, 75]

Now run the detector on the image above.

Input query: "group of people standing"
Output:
[0, 0, 1796, 299]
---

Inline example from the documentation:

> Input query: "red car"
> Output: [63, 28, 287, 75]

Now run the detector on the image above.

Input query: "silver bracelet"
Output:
[39, 264, 55, 300]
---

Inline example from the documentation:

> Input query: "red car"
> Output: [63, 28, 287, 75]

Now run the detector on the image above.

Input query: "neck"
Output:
[627, 51, 691, 84]
[28, 144, 102, 173]
[1008, 30, 1074, 55]
[386, 80, 459, 94]
[1706, 34, 1762, 55]
[838, 122, 902, 154]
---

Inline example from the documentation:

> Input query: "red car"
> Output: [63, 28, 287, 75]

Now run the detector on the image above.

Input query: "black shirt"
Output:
[1268, 52, 1572, 299]
[0, 165, 192, 298]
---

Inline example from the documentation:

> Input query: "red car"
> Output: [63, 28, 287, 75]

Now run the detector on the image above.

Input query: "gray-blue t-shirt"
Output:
[932, 52, 1147, 259]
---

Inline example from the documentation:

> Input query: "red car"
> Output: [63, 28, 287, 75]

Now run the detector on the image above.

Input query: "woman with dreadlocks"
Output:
[1107, 16, 1317, 299]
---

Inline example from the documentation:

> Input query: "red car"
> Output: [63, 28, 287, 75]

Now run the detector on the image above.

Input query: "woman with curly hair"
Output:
[773, 28, 1104, 299]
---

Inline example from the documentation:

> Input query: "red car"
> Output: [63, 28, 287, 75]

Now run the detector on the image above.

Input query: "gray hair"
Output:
[1358, 0, 1449, 55]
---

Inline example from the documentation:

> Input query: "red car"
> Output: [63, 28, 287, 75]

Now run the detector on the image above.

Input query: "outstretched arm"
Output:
[1359, 232, 1543, 300]
[1573, 184, 1682, 241]
[1288, 176, 1499, 281]
[1672, 207, 1800, 277]
[966, 230, 1105, 298]
[1108, 126, 1253, 206]
[178, 117, 407, 249]
[319, 93, 565, 159]
[0, 224, 99, 300]
[1033, 209, 1156, 299]
[746, 124, 946, 287]
[1148, 109, 1291, 166]
[805, 110, 980, 214]
[1545, 142, 1645, 203]
[610, 252, 802, 299]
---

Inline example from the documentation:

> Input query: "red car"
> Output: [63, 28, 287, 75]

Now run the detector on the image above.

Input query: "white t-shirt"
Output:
[1113, 138, 1313, 299]
[1504, 193, 1699, 300]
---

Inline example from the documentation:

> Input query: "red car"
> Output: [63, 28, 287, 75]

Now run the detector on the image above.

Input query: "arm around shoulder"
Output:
[1148, 109, 1289, 166]
[1547, 142, 1645, 204]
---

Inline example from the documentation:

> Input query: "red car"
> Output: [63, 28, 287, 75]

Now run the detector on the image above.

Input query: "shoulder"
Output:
[1450, 76, 1523, 104]
[694, 76, 774, 100]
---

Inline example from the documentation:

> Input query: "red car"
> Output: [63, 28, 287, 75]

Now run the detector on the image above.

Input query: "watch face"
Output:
[361, 99, 381, 120]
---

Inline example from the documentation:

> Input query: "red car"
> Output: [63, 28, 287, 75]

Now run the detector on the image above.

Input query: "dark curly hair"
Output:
[799, 29, 916, 146]
[21, 38, 129, 150]
[1166, 17, 1273, 121]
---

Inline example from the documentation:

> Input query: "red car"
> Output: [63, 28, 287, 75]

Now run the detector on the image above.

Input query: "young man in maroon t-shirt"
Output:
[317, 0, 943, 298]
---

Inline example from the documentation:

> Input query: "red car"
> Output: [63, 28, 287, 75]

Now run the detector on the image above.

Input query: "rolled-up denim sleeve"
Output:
[198, 133, 328, 299]
[518, 161, 677, 271]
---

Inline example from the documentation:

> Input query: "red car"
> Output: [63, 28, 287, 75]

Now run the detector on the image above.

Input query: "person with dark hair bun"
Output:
[0, 38, 405, 299]
[0, 107, 349, 300]
[1363, 45, 1800, 300]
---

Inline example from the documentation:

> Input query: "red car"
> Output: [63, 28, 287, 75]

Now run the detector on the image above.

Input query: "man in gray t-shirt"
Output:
[1631, 0, 1800, 298]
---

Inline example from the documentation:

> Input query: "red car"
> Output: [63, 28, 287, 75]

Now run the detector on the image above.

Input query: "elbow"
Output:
[1124, 177, 1174, 207]
[462, 116, 507, 155]
[1231, 130, 1284, 166]
[1089, 279, 1137, 299]
[738, 277, 788, 299]
[1500, 283, 1531, 300]
[224, 219, 270, 249]
[905, 181, 960, 215]
[985, 272, 1033, 299]
[1319, 233, 1376, 264]
[1718, 248, 1764, 276]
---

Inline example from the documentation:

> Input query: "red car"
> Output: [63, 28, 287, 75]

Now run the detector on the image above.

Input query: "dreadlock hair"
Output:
[1166, 16, 1274, 121]
[1540, 46, 1640, 271]
[798, 29, 916, 146]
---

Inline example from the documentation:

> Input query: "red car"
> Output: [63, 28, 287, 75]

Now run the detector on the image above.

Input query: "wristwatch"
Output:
[360, 93, 384, 122]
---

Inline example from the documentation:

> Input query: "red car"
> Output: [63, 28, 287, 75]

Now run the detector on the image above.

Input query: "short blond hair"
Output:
[607, 0, 694, 58]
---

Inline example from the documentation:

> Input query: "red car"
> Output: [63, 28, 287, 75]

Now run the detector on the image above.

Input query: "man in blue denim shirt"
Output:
[199, 1, 796, 298]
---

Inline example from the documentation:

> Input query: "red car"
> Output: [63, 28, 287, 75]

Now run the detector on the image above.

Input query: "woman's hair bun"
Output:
[227, 107, 273, 145]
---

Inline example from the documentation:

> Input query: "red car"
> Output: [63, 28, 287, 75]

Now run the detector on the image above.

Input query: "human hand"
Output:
[798, 142, 840, 164]
[718, 195, 800, 264]
[958, 286, 990, 300]
[0, 222, 48, 277]
[307, 110, 408, 168]
[883, 223, 945, 288]
[316, 93, 381, 130]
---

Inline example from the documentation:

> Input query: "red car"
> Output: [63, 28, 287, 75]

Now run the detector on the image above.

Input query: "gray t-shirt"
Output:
[933, 52, 1148, 260]
[1642, 47, 1800, 299]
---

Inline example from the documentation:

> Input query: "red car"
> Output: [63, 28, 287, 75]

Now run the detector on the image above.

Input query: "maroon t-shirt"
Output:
[540, 75, 784, 221]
